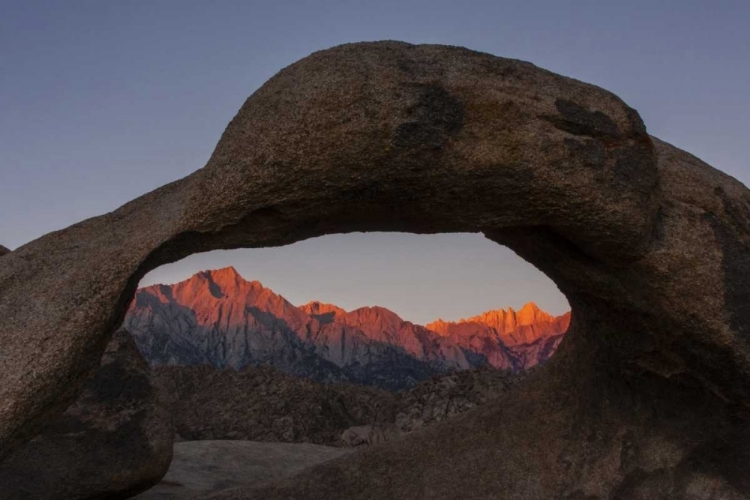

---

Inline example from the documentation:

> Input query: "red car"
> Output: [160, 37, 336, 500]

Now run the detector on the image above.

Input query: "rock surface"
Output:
[0, 330, 173, 500]
[0, 245, 9, 257]
[154, 364, 518, 446]
[125, 268, 566, 389]
[132, 441, 353, 500]
[1, 42, 749, 499]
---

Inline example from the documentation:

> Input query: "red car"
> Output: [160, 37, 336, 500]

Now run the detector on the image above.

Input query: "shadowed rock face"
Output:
[0, 42, 748, 499]
[0, 330, 173, 500]
[0, 245, 9, 257]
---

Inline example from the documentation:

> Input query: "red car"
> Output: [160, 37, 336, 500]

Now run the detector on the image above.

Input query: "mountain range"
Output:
[124, 267, 569, 390]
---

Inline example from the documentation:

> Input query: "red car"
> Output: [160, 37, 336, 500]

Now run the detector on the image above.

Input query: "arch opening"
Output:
[127, 232, 571, 392]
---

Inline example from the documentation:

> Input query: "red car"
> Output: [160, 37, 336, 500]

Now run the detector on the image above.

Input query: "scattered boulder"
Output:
[1, 41, 749, 499]
[0, 330, 173, 500]
[132, 440, 353, 500]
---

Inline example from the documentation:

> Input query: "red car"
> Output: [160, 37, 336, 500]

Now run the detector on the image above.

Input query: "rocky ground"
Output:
[132, 441, 354, 500]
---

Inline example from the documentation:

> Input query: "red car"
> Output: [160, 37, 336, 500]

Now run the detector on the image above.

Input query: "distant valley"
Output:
[125, 267, 569, 391]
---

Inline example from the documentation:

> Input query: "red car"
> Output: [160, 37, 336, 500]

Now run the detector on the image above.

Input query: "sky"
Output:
[1, 1, 748, 324]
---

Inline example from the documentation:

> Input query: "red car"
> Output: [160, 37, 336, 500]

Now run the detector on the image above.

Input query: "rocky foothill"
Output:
[154, 362, 521, 447]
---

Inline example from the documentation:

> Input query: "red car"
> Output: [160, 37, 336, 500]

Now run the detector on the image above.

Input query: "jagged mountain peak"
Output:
[145, 267, 254, 293]
[196, 266, 263, 290]
[462, 302, 554, 328]
[344, 306, 406, 334]
[425, 302, 569, 349]
[299, 301, 347, 325]
[201, 265, 242, 279]
[301, 301, 347, 315]
[137, 269, 298, 321]
[519, 301, 540, 311]
[516, 302, 549, 322]
[348, 305, 403, 320]
[125, 268, 570, 389]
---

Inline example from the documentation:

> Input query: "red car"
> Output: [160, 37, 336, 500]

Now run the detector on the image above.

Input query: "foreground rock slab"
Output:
[1, 41, 749, 499]
[132, 441, 353, 500]
[0, 330, 173, 500]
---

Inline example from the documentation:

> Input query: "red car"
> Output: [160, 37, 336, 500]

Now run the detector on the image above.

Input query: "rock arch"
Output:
[1, 42, 749, 498]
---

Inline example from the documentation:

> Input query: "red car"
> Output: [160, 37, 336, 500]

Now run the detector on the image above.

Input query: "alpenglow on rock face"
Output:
[124, 267, 566, 389]
[1, 42, 749, 499]
[427, 302, 569, 370]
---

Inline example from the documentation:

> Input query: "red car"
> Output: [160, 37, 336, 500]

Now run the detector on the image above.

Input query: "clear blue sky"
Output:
[2, 1, 748, 323]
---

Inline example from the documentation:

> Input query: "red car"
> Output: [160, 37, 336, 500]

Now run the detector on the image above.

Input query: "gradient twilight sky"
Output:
[2, 1, 748, 324]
